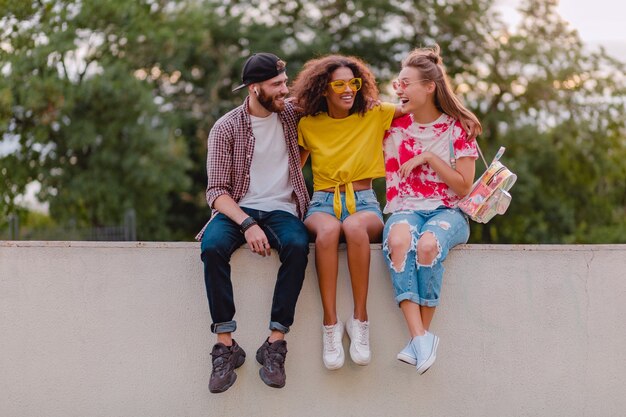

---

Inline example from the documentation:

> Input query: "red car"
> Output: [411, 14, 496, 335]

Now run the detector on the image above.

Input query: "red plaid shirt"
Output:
[196, 97, 309, 240]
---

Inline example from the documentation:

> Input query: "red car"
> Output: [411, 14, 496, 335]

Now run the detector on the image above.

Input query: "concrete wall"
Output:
[1, 241, 625, 417]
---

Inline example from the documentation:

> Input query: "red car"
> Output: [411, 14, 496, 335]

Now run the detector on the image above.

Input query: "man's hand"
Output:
[366, 97, 381, 110]
[244, 225, 272, 257]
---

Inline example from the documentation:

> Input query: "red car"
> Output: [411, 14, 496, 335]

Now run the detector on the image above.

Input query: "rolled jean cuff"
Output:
[395, 292, 440, 307]
[211, 320, 237, 334]
[269, 321, 289, 334]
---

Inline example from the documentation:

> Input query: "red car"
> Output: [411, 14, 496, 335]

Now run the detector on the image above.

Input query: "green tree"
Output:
[1, 0, 624, 243]
[468, 0, 626, 242]
[1, 0, 190, 239]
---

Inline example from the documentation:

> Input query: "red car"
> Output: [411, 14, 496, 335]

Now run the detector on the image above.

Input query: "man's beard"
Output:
[257, 88, 286, 113]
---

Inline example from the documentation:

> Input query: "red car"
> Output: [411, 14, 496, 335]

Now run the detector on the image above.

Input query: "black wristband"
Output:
[239, 216, 257, 233]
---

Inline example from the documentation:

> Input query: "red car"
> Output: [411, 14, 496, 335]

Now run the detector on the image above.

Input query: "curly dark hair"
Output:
[290, 55, 379, 117]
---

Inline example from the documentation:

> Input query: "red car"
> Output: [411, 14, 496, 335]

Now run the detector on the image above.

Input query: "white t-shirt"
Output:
[238, 112, 297, 216]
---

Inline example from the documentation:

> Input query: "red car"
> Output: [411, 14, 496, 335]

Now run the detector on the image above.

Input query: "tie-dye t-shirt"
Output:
[383, 113, 478, 213]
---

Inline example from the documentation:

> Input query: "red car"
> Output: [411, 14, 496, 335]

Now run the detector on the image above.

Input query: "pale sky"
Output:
[496, 0, 626, 60]
[556, 0, 626, 42]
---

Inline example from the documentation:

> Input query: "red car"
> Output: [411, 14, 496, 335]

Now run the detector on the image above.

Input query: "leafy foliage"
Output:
[1, 0, 191, 239]
[1, 0, 624, 242]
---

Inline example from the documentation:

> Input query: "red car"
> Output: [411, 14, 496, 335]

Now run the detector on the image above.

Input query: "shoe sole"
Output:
[323, 347, 345, 370]
[349, 345, 371, 365]
[209, 373, 237, 394]
[396, 352, 417, 366]
[416, 336, 439, 375]
[346, 322, 371, 366]
[259, 369, 285, 388]
[323, 357, 345, 370]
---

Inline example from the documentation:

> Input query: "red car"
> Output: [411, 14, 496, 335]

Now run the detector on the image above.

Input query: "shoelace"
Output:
[211, 350, 232, 374]
[324, 326, 339, 353]
[265, 351, 286, 370]
[354, 321, 369, 347]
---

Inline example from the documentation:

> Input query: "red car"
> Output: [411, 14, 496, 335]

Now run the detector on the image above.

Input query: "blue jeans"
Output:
[382, 207, 469, 307]
[200, 208, 309, 334]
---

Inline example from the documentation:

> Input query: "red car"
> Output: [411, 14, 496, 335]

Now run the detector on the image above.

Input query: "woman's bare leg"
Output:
[342, 212, 383, 322]
[305, 213, 342, 325]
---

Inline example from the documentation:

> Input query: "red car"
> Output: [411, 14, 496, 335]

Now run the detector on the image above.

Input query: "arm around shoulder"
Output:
[206, 121, 235, 207]
[299, 147, 310, 168]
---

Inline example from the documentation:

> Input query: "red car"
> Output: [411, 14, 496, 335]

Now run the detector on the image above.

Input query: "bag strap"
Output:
[449, 136, 490, 170]
[476, 143, 489, 169]
[448, 137, 457, 169]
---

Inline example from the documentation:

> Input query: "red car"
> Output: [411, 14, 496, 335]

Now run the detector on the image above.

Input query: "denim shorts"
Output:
[305, 189, 383, 223]
[382, 206, 469, 307]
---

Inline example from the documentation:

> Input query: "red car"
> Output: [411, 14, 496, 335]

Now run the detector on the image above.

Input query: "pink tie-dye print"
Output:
[382, 113, 478, 213]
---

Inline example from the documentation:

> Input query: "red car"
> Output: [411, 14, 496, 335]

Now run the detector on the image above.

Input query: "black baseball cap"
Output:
[232, 52, 287, 92]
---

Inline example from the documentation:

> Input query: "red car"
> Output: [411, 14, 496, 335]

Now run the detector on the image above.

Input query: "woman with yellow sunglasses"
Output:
[291, 55, 398, 370]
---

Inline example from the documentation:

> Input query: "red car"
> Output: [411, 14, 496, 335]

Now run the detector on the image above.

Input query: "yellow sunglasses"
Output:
[328, 77, 362, 93]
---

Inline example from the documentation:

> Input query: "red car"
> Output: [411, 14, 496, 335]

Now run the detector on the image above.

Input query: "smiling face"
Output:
[324, 66, 357, 118]
[395, 66, 435, 115]
[254, 72, 289, 113]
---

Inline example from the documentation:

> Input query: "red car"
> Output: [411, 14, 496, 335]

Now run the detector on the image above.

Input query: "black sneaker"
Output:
[230, 339, 246, 369]
[208, 340, 246, 393]
[256, 339, 287, 388]
[255, 339, 271, 365]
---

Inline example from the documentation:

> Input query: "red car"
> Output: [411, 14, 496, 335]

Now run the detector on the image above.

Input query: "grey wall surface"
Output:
[1, 241, 625, 417]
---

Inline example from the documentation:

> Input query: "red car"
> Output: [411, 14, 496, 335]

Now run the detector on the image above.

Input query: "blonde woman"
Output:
[382, 45, 482, 374]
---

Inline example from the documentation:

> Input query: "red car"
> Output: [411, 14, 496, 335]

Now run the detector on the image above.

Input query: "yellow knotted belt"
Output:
[332, 182, 356, 220]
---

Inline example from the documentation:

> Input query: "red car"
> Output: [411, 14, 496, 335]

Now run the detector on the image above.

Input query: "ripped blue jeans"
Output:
[382, 207, 469, 307]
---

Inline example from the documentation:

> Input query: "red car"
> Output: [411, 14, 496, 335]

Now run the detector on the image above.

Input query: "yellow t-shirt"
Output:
[298, 102, 396, 219]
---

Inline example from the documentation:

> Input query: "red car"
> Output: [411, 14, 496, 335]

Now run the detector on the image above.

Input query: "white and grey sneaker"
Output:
[322, 322, 345, 370]
[346, 316, 371, 365]
[410, 331, 439, 374]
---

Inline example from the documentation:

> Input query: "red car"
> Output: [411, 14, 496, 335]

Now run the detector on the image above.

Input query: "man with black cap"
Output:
[197, 52, 310, 393]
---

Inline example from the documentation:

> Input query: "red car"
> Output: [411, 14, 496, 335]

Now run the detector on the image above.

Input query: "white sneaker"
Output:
[322, 322, 345, 370]
[410, 331, 439, 374]
[397, 340, 417, 365]
[345, 316, 371, 365]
